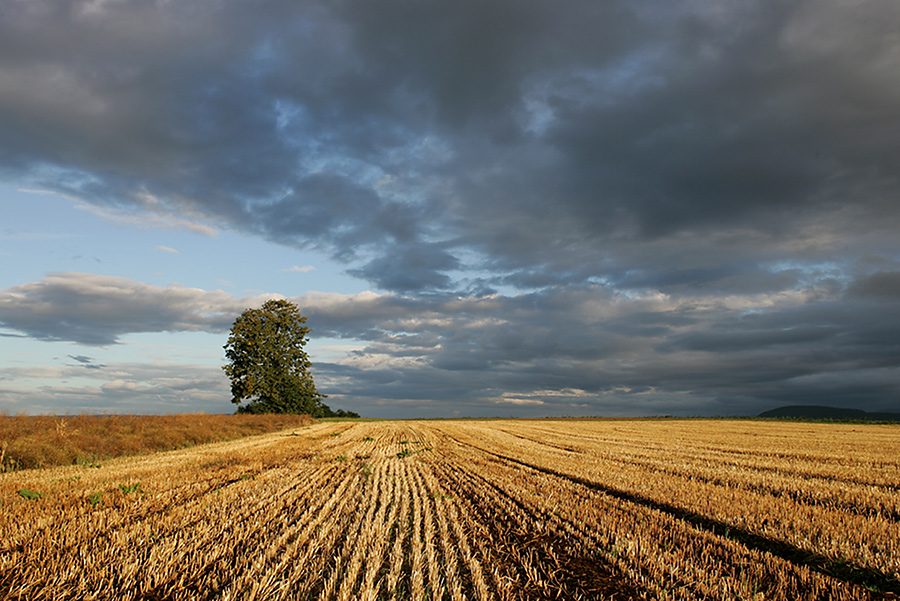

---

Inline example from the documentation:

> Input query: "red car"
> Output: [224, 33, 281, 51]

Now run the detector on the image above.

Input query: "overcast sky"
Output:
[1, 0, 899, 417]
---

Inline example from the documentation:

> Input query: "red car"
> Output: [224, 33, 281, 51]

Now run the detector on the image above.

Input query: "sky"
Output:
[1, 0, 899, 418]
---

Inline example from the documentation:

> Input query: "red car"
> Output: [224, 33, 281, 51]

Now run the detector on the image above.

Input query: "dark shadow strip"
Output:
[432, 452, 644, 600]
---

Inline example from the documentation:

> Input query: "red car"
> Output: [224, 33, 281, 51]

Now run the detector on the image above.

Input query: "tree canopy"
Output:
[222, 299, 357, 417]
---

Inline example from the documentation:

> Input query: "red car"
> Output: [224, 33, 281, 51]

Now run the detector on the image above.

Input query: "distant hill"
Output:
[759, 405, 900, 421]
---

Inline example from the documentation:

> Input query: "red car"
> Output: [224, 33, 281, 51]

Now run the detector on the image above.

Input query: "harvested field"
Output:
[1, 419, 898, 600]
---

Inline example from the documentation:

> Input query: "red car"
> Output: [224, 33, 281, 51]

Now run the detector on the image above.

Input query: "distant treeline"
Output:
[759, 405, 900, 422]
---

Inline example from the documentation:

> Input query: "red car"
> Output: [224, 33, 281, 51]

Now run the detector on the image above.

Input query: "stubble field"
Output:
[2, 419, 898, 600]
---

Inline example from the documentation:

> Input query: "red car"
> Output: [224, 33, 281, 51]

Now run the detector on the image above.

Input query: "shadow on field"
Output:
[435, 457, 643, 600]
[489, 450, 900, 598]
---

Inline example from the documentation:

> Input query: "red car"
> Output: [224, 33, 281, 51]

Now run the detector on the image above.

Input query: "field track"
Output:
[2, 419, 898, 600]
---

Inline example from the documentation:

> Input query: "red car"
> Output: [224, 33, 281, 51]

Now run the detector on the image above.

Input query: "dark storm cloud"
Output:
[848, 271, 900, 300]
[298, 285, 900, 415]
[348, 243, 460, 292]
[3, 0, 898, 282]
[2, 0, 899, 414]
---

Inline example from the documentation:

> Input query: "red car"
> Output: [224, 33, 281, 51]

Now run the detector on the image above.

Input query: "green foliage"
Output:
[327, 408, 361, 418]
[88, 491, 103, 507]
[223, 299, 330, 416]
[222, 299, 361, 417]
[18, 488, 43, 500]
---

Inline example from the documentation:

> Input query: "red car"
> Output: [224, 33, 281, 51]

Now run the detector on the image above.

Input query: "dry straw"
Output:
[1, 419, 897, 599]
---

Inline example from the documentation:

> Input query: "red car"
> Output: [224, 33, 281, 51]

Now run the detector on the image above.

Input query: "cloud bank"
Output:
[2, 272, 898, 416]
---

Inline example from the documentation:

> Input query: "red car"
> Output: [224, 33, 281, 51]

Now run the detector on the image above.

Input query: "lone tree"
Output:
[223, 299, 348, 416]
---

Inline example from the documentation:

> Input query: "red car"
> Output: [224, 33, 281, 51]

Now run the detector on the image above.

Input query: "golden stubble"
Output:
[1, 419, 897, 600]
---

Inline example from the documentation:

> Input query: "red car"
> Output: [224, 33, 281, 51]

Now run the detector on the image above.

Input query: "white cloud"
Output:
[494, 396, 545, 406]
[283, 265, 316, 273]
[17, 189, 64, 196]
[75, 204, 218, 237]
[155, 245, 179, 254]
[16, 189, 218, 238]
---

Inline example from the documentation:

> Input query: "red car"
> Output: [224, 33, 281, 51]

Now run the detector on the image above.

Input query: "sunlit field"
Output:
[2, 419, 898, 600]
[0, 413, 315, 471]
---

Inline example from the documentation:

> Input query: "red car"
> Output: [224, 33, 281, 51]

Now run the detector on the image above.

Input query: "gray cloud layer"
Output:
[0, 272, 274, 345]
[2, 0, 899, 415]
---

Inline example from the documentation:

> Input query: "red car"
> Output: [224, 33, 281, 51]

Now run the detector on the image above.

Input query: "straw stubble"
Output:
[1, 419, 897, 600]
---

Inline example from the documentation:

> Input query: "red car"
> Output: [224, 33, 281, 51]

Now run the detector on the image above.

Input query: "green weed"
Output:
[77, 456, 102, 469]
[119, 482, 142, 495]
[397, 446, 431, 459]
[18, 488, 43, 500]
